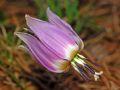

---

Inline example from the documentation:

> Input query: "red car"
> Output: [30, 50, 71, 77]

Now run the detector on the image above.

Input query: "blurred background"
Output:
[0, 0, 120, 90]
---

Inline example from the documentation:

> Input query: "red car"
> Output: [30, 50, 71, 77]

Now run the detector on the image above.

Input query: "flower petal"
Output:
[46, 8, 84, 49]
[25, 15, 74, 44]
[15, 32, 70, 73]
[25, 15, 79, 60]
[47, 8, 74, 35]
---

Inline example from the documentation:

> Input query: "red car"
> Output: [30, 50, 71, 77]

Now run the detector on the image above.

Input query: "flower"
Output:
[15, 8, 103, 81]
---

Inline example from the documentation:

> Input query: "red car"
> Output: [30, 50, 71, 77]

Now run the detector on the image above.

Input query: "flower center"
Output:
[71, 54, 103, 81]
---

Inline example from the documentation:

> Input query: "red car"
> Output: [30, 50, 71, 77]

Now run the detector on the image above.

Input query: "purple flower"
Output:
[15, 8, 102, 81]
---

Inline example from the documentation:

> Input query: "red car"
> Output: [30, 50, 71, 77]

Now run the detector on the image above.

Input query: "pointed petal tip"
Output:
[25, 14, 31, 22]
[25, 14, 30, 19]
[14, 32, 21, 39]
[14, 32, 27, 41]
[46, 7, 54, 16]
[47, 7, 50, 10]
[14, 32, 22, 36]
[14, 32, 17, 35]
[14, 32, 19, 36]
[47, 7, 51, 12]
[25, 14, 34, 23]
[25, 15, 34, 29]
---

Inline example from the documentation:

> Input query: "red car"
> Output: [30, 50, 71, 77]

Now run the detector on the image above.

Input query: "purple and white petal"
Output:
[46, 8, 84, 49]
[25, 15, 79, 60]
[47, 8, 74, 35]
[15, 32, 70, 73]
[25, 15, 75, 44]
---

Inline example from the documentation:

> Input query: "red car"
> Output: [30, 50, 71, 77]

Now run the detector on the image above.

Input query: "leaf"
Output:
[65, 0, 79, 22]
